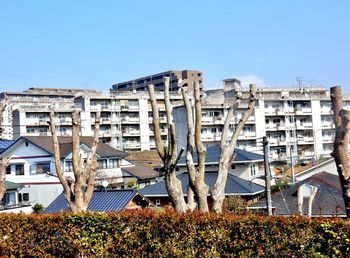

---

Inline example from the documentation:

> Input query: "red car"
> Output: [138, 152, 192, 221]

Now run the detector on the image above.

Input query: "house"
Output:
[0, 136, 158, 208]
[0, 181, 32, 213]
[249, 172, 346, 217]
[176, 145, 265, 183]
[140, 171, 265, 208]
[44, 189, 152, 213]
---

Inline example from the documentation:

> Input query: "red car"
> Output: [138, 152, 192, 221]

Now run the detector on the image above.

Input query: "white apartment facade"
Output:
[1, 84, 347, 163]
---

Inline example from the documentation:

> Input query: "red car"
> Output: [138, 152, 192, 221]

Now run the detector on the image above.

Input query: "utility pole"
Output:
[263, 136, 273, 216]
[290, 145, 295, 184]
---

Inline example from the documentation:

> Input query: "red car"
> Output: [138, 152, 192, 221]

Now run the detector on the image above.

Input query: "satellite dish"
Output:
[102, 180, 109, 188]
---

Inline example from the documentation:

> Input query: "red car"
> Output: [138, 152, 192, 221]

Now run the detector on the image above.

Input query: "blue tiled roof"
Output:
[0, 140, 15, 154]
[178, 145, 263, 165]
[45, 189, 140, 213]
[140, 172, 264, 197]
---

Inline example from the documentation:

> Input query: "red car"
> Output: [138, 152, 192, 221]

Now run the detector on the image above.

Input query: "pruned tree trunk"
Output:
[148, 78, 187, 212]
[49, 110, 100, 212]
[181, 82, 209, 212]
[0, 157, 11, 201]
[211, 84, 257, 213]
[330, 86, 350, 218]
[0, 99, 7, 140]
[0, 99, 10, 201]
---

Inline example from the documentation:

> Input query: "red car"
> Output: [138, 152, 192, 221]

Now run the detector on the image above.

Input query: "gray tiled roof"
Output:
[121, 161, 159, 180]
[16, 136, 127, 159]
[178, 145, 263, 165]
[0, 140, 15, 154]
[140, 172, 265, 197]
[45, 189, 144, 213]
[250, 172, 346, 217]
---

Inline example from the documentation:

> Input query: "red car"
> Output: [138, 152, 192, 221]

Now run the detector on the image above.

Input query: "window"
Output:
[250, 164, 257, 177]
[2, 192, 16, 206]
[15, 164, 24, 175]
[36, 162, 51, 174]
[6, 165, 11, 174]
[65, 161, 72, 172]
[155, 199, 161, 206]
[110, 159, 120, 168]
[98, 159, 107, 169]
[18, 193, 30, 203]
[231, 164, 236, 170]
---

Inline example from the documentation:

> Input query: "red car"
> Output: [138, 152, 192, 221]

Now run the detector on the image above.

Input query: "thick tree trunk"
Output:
[181, 82, 209, 212]
[50, 110, 100, 212]
[0, 100, 6, 140]
[0, 157, 11, 201]
[331, 86, 350, 218]
[165, 171, 188, 212]
[148, 79, 187, 212]
[211, 84, 257, 213]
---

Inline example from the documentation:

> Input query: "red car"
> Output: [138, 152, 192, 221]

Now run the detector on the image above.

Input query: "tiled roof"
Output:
[250, 172, 346, 217]
[122, 161, 159, 180]
[18, 136, 127, 159]
[178, 145, 263, 165]
[45, 189, 145, 213]
[0, 140, 15, 154]
[140, 172, 264, 197]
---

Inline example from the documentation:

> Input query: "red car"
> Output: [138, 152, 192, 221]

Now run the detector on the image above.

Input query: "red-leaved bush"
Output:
[0, 209, 349, 257]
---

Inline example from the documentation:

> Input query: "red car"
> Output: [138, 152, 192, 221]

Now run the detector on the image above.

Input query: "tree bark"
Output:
[211, 84, 257, 213]
[0, 157, 11, 201]
[330, 86, 350, 218]
[148, 79, 187, 212]
[49, 110, 101, 212]
[181, 82, 209, 212]
[0, 99, 6, 140]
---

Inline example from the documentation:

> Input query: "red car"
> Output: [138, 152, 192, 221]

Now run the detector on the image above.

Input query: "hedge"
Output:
[0, 210, 349, 257]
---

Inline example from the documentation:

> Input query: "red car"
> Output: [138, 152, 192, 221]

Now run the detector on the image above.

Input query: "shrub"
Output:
[32, 203, 44, 214]
[0, 211, 349, 257]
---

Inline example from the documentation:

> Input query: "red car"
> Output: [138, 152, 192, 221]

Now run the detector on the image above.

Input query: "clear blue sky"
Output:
[1, 1, 349, 93]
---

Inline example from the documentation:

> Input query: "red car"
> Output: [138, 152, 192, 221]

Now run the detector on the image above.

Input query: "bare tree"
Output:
[49, 110, 101, 212]
[0, 157, 11, 201]
[148, 78, 187, 212]
[0, 99, 10, 201]
[211, 84, 257, 213]
[330, 86, 350, 218]
[181, 82, 209, 212]
[0, 98, 6, 140]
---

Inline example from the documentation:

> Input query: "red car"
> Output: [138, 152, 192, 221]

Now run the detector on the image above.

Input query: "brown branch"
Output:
[84, 112, 101, 204]
[227, 84, 257, 153]
[49, 111, 71, 203]
[148, 84, 165, 160]
[0, 157, 11, 200]
[221, 95, 242, 149]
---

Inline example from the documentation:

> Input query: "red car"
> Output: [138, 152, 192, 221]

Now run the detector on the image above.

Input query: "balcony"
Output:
[123, 142, 141, 149]
[321, 122, 335, 129]
[297, 137, 314, 144]
[123, 130, 141, 136]
[296, 122, 313, 130]
[121, 105, 139, 111]
[121, 117, 140, 123]
[238, 131, 256, 140]
[96, 167, 123, 184]
[295, 107, 312, 115]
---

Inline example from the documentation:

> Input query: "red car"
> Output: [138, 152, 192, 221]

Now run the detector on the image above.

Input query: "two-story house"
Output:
[0, 136, 158, 208]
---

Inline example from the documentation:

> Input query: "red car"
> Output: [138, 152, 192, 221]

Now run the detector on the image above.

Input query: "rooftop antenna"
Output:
[296, 77, 303, 91]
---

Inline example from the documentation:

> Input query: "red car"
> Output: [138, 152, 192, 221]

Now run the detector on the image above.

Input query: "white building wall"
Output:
[139, 98, 150, 151]
[311, 99, 323, 159]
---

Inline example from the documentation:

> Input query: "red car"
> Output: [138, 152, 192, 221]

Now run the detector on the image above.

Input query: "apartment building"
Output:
[0, 87, 101, 140]
[111, 70, 203, 94]
[200, 83, 350, 162]
[1, 77, 347, 163]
